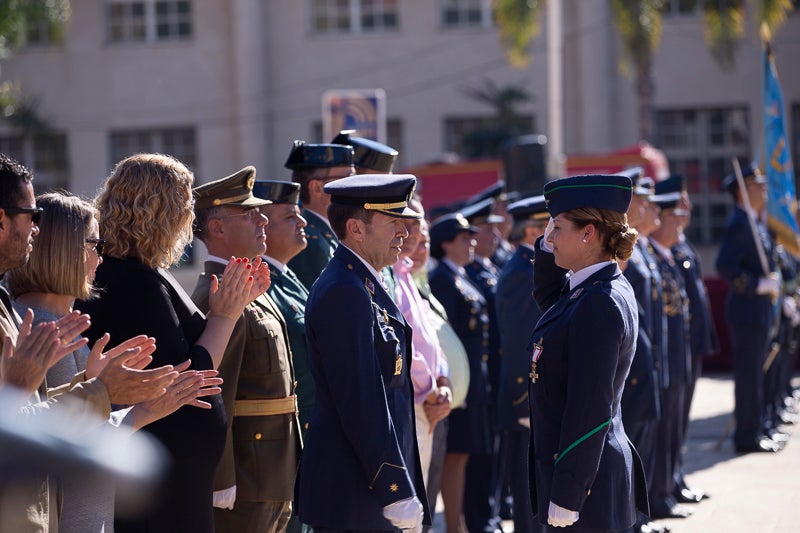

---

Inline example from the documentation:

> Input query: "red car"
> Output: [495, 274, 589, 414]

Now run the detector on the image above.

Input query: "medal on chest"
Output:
[530, 337, 543, 383]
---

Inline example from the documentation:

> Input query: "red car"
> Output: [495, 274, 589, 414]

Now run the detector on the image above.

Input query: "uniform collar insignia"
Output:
[365, 278, 375, 296]
[570, 287, 584, 299]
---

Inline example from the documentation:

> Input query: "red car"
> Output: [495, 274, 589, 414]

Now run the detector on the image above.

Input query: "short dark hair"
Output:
[0, 153, 34, 207]
[327, 204, 374, 240]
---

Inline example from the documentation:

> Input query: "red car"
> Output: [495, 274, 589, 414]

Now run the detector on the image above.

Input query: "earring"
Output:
[581, 238, 587, 243]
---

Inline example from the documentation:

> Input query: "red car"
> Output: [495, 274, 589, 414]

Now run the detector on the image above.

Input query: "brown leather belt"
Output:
[234, 396, 297, 417]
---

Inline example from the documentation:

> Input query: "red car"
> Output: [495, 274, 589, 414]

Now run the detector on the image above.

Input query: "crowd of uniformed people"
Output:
[0, 130, 798, 533]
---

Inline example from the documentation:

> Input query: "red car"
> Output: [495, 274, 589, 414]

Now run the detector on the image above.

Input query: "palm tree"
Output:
[492, 0, 794, 142]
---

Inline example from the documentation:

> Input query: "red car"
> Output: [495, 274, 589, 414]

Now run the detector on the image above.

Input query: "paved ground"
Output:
[431, 373, 800, 532]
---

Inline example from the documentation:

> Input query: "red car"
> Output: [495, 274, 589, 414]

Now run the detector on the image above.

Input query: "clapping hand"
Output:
[87, 334, 183, 405]
[208, 257, 270, 320]
[130, 360, 223, 428]
[1, 310, 61, 393]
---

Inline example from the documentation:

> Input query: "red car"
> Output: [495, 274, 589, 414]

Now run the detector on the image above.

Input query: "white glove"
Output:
[517, 417, 530, 429]
[383, 496, 423, 530]
[756, 276, 780, 298]
[540, 217, 555, 253]
[547, 500, 579, 527]
[782, 296, 800, 327]
[212, 485, 236, 510]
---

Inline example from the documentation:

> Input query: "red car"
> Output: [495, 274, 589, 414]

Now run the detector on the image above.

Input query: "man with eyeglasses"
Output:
[0, 153, 182, 532]
[285, 141, 355, 291]
[192, 166, 301, 533]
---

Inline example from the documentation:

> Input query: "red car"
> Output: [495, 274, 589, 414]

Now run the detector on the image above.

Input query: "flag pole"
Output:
[731, 157, 771, 277]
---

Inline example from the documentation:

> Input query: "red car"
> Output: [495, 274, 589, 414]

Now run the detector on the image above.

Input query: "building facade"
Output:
[1, 0, 799, 283]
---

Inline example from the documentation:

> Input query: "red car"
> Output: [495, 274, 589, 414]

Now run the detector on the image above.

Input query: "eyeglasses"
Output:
[85, 238, 106, 255]
[2, 206, 43, 225]
[218, 208, 263, 222]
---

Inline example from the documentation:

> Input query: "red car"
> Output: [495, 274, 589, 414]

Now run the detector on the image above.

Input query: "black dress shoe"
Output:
[650, 503, 693, 519]
[638, 521, 670, 533]
[734, 436, 784, 454]
[674, 487, 703, 503]
[765, 428, 791, 443]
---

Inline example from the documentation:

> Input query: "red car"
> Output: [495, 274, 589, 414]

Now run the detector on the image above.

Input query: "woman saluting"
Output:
[528, 174, 649, 531]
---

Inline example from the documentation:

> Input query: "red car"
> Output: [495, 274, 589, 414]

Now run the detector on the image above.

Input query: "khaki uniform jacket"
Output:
[192, 261, 301, 502]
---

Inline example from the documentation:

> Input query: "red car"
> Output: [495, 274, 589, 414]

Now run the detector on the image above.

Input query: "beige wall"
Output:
[1, 1, 799, 285]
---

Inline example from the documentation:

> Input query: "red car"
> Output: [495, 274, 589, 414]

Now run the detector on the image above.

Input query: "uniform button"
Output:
[255, 433, 262, 440]
[482, 354, 489, 362]
[587, 489, 591, 496]
[347, 264, 353, 269]
[553, 453, 558, 460]
[482, 339, 489, 347]
[517, 377, 524, 384]
[631, 377, 638, 385]
[304, 423, 309, 430]
[471, 308, 477, 314]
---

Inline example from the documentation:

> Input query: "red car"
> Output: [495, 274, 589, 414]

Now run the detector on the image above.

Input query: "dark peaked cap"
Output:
[284, 140, 354, 171]
[460, 197, 504, 224]
[253, 180, 301, 205]
[331, 130, 398, 173]
[508, 194, 549, 222]
[324, 174, 422, 219]
[193, 166, 271, 210]
[721, 161, 766, 194]
[543, 174, 633, 217]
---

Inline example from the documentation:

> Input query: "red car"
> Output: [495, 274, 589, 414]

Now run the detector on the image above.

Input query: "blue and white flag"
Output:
[764, 46, 800, 256]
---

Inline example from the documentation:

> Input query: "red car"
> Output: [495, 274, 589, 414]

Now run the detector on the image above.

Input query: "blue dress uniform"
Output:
[530, 243, 648, 532]
[288, 209, 339, 291]
[296, 175, 430, 531]
[461, 196, 505, 533]
[528, 175, 648, 532]
[648, 232, 691, 517]
[716, 205, 779, 449]
[495, 194, 548, 533]
[428, 257, 493, 456]
[621, 240, 662, 503]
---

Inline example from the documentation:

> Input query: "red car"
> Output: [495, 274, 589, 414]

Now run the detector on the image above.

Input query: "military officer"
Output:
[285, 141, 355, 291]
[331, 129, 399, 174]
[648, 189, 694, 520]
[655, 175, 716, 504]
[495, 194, 549, 533]
[331, 130, 401, 300]
[463, 181, 516, 268]
[429, 214, 492, 533]
[252, 180, 313, 437]
[192, 168, 302, 533]
[296, 174, 430, 531]
[618, 169, 669, 533]
[529, 174, 648, 531]
[457, 196, 505, 533]
[715, 162, 783, 454]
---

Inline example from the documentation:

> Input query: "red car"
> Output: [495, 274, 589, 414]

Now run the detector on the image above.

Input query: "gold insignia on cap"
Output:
[390, 483, 399, 492]
[247, 174, 255, 191]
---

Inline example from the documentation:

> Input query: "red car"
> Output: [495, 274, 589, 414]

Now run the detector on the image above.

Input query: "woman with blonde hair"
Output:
[75, 153, 268, 533]
[6, 191, 224, 532]
[528, 174, 648, 531]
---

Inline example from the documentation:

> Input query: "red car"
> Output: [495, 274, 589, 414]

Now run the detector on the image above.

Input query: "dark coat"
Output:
[528, 240, 648, 531]
[715, 206, 778, 327]
[75, 256, 225, 533]
[296, 245, 430, 529]
[495, 244, 541, 430]
[287, 209, 338, 291]
[265, 262, 314, 435]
